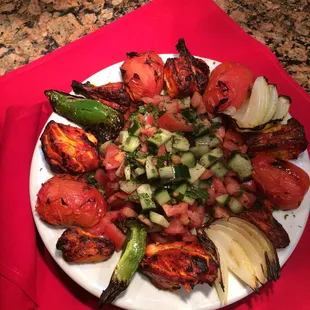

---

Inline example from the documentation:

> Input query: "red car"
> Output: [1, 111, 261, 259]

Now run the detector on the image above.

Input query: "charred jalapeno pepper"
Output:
[45, 90, 124, 143]
[99, 219, 147, 307]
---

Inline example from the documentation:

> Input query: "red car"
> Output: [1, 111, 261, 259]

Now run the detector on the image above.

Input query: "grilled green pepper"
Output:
[99, 219, 147, 307]
[45, 90, 124, 143]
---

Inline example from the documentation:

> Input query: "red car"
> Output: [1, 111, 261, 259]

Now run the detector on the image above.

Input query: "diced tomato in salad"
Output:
[157, 113, 194, 132]
[103, 144, 125, 170]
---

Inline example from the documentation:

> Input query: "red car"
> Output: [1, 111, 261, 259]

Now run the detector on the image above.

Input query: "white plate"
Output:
[29, 55, 310, 310]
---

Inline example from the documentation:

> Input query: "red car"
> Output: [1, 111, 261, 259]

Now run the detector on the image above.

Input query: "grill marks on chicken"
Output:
[56, 228, 114, 263]
[245, 118, 308, 160]
[41, 121, 99, 174]
[164, 38, 210, 98]
[71, 81, 132, 113]
[141, 242, 218, 292]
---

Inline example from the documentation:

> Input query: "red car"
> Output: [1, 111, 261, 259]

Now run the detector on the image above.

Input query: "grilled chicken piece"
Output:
[140, 241, 218, 292]
[164, 38, 210, 98]
[56, 228, 114, 263]
[211, 202, 289, 249]
[71, 81, 132, 113]
[41, 121, 99, 174]
[245, 118, 308, 160]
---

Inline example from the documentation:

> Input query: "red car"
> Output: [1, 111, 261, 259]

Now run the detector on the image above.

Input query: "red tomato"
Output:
[182, 230, 198, 243]
[107, 191, 129, 208]
[225, 129, 244, 145]
[103, 144, 125, 170]
[252, 155, 310, 210]
[203, 62, 255, 113]
[141, 127, 157, 137]
[157, 113, 194, 132]
[105, 182, 119, 198]
[162, 202, 188, 217]
[86, 211, 119, 236]
[200, 169, 214, 180]
[187, 205, 205, 228]
[157, 144, 166, 157]
[95, 168, 109, 187]
[104, 223, 126, 252]
[165, 218, 186, 234]
[241, 180, 257, 193]
[238, 191, 256, 209]
[36, 175, 106, 228]
[120, 207, 138, 218]
[159, 99, 181, 114]
[224, 176, 240, 195]
[212, 177, 228, 196]
[223, 138, 240, 152]
[149, 233, 177, 244]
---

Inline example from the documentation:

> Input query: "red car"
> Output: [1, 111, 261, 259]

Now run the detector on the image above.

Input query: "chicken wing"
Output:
[71, 81, 132, 113]
[164, 38, 210, 98]
[140, 241, 218, 292]
[56, 228, 114, 263]
[41, 121, 99, 174]
[245, 118, 308, 160]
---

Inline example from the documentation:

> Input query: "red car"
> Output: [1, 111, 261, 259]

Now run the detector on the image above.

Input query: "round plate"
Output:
[29, 55, 310, 310]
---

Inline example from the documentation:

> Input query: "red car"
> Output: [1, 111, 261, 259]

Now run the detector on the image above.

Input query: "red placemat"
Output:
[0, 0, 309, 309]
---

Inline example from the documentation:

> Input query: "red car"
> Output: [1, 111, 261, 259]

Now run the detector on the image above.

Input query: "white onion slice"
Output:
[272, 95, 291, 120]
[234, 77, 270, 128]
[211, 221, 265, 284]
[222, 106, 237, 116]
[229, 217, 280, 281]
[206, 228, 257, 290]
[261, 85, 278, 124]
[214, 248, 229, 305]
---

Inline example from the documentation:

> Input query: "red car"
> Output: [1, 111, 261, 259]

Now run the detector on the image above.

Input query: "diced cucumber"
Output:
[149, 211, 169, 228]
[173, 183, 188, 197]
[154, 189, 171, 206]
[99, 140, 112, 154]
[228, 197, 243, 214]
[159, 165, 190, 182]
[147, 129, 172, 147]
[190, 145, 210, 158]
[181, 152, 196, 168]
[215, 194, 230, 205]
[119, 131, 129, 144]
[120, 181, 139, 194]
[199, 180, 211, 189]
[195, 135, 220, 148]
[172, 134, 190, 152]
[159, 166, 174, 179]
[210, 162, 229, 178]
[183, 195, 196, 205]
[228, 153, 253, 181]
[181, 97, 191, 108]
[123, 136, 140, 152]
[134, 167, 145, 176]
[165, 139, 173, 153]
[137, 184, 156, 210]
[200, 148, 224, 168]
[189, 163, 206, 183]
[192, 179, 200, 188]
[124, 165, 131, 180]
[145, 156, 159, 180]
[128, 120, 141, 135]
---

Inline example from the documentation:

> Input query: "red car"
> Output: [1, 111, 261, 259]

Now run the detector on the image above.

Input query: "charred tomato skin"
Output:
[203, 62, 255, 113]
[36, 174, 106, 227]
[120, 51, 164, 101]
[251, 154, 310, 210]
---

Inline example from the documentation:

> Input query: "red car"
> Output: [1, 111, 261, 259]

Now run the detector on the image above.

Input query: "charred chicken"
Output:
[140, 241, 218, 292]
[56, 228, 114, 263]
[245, 118, 308, 160]
[71, 81, 132, 113]
[41, 120, 100, 174]
[164, 38, 210, 98]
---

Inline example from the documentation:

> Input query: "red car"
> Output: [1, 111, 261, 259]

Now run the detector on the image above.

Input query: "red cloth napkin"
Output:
[0, 0, 309, 309]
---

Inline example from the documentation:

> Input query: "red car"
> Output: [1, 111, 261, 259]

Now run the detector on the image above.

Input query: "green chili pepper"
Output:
[45, 90, 124, 143]
[99, 219, 147, 306]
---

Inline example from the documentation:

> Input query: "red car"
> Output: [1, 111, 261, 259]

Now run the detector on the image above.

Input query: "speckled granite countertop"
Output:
[0, 0, 309, 92]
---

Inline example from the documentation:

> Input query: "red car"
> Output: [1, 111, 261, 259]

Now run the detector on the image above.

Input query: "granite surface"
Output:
[0, 0, 309, 92]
